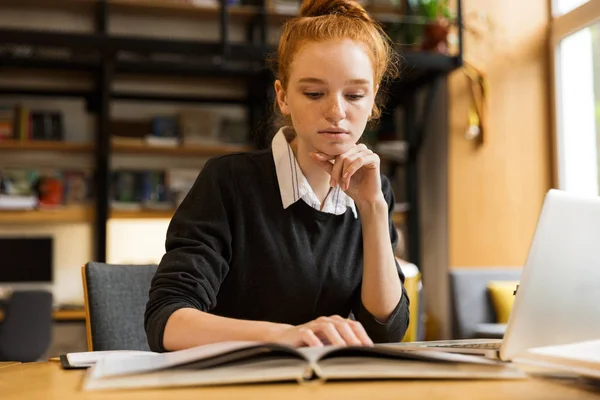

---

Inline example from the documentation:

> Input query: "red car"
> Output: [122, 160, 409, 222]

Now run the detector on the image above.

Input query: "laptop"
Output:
[399, 189, 600, 361]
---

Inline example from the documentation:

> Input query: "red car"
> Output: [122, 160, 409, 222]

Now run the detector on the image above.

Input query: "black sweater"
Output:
[144, 149, 410, 352]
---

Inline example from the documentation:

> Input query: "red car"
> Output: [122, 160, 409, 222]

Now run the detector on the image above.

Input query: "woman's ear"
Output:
[274, 80, 290, 116]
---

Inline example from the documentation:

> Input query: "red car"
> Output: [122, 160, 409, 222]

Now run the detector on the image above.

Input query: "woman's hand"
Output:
[266, 315, 373, 347]
[309, 144, 383, 206]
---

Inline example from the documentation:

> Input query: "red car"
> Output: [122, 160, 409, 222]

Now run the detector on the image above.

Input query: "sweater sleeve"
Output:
[352, 174, 410, 343]
[144, 158, 234, 352]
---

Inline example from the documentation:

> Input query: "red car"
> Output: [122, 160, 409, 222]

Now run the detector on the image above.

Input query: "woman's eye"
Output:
[304, 92, 323, 99]
[346, 94, 365, 101]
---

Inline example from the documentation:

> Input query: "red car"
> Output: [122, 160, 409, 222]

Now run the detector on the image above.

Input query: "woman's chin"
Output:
[315, 141, 355, 157]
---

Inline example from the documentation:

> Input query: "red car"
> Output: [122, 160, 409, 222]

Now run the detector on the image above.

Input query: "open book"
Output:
[82, 341, 525, 391]
[513, 339, 600, 380]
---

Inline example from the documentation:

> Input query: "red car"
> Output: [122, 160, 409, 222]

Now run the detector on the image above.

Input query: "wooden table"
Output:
[0, 362, 599, 400]
[0, 362, 20, 369]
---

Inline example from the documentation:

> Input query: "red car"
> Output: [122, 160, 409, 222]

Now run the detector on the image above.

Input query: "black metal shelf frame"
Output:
[0, 0, 463, 268]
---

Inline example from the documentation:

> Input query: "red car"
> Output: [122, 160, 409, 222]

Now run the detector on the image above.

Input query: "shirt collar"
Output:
[272, 126, 357, 218]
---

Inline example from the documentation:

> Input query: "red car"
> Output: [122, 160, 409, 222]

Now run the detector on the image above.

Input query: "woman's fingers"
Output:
[308, 152, 334, 175]
[299, 327, 324, 347]
[329, 316, 363, 346]
[309, 144, 378, 189]
[341, 152, 379, 190]
[329, 146, 362, 187]
[307, 316, 373, 347]
[347, 320, 374, 346]
[315, 321, 347, 346]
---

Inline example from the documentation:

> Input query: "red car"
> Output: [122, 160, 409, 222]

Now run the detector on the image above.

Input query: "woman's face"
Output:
[275, 39, 377, 157]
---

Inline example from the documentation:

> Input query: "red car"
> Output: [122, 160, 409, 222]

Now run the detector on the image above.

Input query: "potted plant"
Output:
[410, 0, 453, 53]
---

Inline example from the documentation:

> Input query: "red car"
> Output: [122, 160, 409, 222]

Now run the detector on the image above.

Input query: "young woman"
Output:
[144, 0, 410, 352]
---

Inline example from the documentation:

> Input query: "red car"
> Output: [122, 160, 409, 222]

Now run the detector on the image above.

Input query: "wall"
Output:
[448, 0, 552, 267]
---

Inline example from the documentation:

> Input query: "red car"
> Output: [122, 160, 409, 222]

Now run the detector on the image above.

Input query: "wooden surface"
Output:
[0, 362, 20, 369]
[0, 140, 93, 153]
[0, 206, 94, 224]
[0, 309, 85, 322]
[448, 0, 552, 266]
[110, 209, 176, 219]
[53, 309, 86, 321]
[0, 362, 599, 400]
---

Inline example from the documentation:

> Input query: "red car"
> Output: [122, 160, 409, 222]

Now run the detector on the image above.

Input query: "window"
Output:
[552, 0, 600, 195]
[554, 0, 590, 16]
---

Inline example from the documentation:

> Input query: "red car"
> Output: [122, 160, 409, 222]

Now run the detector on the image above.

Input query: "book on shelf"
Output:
[0, 168, 92, 211]
[0, 106, 14, 140]
[0, 104, 64, 142]
[77, 341, 525, 391]
[0, 169, 38, 210]
[111, 169, 174, 211]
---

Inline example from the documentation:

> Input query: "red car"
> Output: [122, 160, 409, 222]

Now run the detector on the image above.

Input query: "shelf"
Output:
[0, 206, 94, 224]
[110, 209, 175, 219]
[0, 308, 86, 322]
[0, 140, 93, 153]
[392, 202, 409, 226]
[392, 211, 407, 226]
[0, 27, 461, 80]
[112, 142, 252, 156]
[0, 0, 95, 12]
[53, 308, 86, 321]
[109, 0, 260, 22]
[0, 0, 405, 24]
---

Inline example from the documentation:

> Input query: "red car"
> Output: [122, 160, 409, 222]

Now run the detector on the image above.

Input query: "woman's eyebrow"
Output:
[296, 78, 371, 85]
[345, 79, 370, 85]
[297, 77, 326, 84]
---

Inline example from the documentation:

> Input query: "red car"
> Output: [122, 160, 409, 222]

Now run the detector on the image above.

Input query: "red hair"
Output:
[273, 0, 398, 120]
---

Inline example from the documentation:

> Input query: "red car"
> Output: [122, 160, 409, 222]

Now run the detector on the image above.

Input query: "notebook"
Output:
[59, 350, 158, 369]
[82, 341, 526, 391]
[513, 340, 600, 380]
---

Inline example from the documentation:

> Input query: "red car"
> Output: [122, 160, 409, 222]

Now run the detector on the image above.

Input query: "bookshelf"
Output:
[0, 205, 94, 224]
[112, 142, 252, 157]
[0, 0, 464, 268]
[110, 209, 175, 219]
[0, 140, 93, 153]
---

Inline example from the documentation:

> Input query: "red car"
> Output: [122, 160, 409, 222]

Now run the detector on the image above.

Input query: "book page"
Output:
[84, 357, 311, 391]
[299, 344, 507, 366]
[315, 356, 526, 381]
[90, 341, 304, 379]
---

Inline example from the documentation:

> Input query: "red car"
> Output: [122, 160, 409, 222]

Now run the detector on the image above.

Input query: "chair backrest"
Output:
[82, 262, 157, 351]
[0, 290, 53, 362]
[449, 267, 522, 339]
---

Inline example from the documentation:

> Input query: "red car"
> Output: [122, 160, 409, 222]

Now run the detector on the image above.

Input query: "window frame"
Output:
[550, 0, 600, 189]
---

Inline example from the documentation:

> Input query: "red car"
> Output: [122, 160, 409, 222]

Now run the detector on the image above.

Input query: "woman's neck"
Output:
[289, 135, 332, 206]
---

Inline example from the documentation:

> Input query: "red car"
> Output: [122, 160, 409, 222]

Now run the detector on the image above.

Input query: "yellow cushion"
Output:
[487, 280, 519, 324]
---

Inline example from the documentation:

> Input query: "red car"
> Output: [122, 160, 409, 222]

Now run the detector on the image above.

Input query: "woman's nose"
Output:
[324, 96, 346, 123]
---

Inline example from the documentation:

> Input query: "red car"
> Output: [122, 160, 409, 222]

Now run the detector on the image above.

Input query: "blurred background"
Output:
[0, 0, 598, 360]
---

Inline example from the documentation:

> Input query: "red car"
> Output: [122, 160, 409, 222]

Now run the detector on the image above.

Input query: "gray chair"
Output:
[450, 268, 522, 339]
[82, 262, 157, 351]
[0, 290, 53, 362]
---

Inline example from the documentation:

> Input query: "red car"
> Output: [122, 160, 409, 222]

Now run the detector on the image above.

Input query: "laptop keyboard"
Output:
[426, 342, 502, 350]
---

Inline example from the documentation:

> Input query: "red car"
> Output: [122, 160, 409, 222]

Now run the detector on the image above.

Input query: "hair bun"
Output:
[299, 0, 373, 23]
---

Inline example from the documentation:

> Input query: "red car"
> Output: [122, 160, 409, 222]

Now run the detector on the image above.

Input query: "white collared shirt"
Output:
[272, 126, 358, 218]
